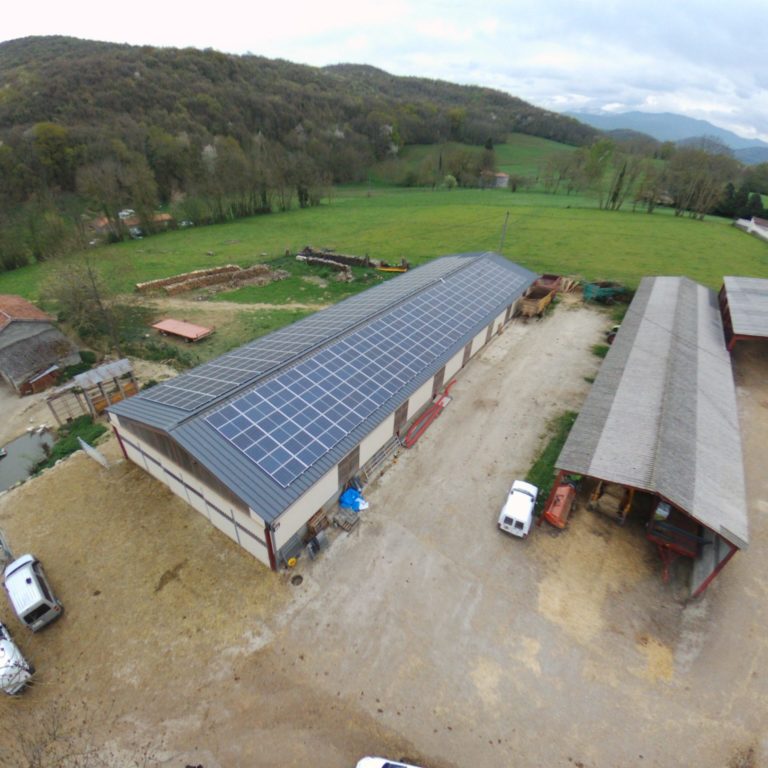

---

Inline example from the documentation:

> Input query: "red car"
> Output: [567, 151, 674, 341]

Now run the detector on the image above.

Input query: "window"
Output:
[23, 604, 49, 625]
[33, 566, 53, 603]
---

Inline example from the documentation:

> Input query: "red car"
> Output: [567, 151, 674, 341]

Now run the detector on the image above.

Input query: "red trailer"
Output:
[152, 318, 214, 342]
[543, 483, 577, 529]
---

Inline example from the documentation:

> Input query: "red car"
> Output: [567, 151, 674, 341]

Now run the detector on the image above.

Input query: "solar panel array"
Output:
[141, 255, 471, 412]
[206, 257, 527, 488]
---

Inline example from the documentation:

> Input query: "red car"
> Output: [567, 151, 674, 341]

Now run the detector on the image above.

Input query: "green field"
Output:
[2, 186, 766, 304]
[370, 133, 575, 185]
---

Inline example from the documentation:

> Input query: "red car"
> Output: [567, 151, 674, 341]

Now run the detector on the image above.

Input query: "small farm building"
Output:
[718, 276, 768, 350]
[556, 276, 748, 597]
[109, 253, 536, 569]
[0, 294, 80, 395]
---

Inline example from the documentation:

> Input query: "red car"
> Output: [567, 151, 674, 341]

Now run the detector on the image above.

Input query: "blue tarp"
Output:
[339, 487, 368, 511]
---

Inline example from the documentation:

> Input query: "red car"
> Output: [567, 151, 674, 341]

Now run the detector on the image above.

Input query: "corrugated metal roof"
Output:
[112, 253, 504, 427]
[74, 358, 133, 388]
[0, 328, 79, 386]
[111, 253, 536, 522]
[557, 276, 748, 549]
[723, 276, 768, 338]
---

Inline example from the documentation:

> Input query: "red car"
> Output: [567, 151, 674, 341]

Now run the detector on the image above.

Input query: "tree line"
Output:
[536, 137, 768, 219]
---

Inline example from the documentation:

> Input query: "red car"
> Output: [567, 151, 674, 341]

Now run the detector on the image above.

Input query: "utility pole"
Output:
[499, 211, 510, 254]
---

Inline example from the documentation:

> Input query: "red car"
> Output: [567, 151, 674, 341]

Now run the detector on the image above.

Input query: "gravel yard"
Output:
[1, 302, 766, 768]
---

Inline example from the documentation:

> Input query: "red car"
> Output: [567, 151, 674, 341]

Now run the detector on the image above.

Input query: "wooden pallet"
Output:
[334, 508, 360, 531]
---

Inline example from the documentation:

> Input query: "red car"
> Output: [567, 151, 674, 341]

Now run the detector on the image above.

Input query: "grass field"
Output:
[2, 186, 766, 306]
[370, 133, 575, 184]
[215, 256, 392, 306]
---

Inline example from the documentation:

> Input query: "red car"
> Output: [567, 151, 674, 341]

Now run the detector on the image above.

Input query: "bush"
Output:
[122, 340, 196, 368]
[591, 344, 610, 358]
[526, 411, 578, 513]
[34, 416, 108, 473]
[58, 349, 99, 381]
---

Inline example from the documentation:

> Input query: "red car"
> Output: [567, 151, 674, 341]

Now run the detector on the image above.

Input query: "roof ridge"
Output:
[132, 254, 489, 423]
[175, 254, 486, 426]
[646, 278, 689, 489]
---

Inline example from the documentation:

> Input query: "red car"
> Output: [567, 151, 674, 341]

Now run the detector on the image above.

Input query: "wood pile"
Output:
[135, 264, 285, 295]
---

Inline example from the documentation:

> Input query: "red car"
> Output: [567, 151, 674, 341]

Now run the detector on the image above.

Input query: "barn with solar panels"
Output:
[108, 253, 536, 569]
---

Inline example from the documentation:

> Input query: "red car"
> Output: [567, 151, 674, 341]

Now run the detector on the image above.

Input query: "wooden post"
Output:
[46, 396, 64, 427]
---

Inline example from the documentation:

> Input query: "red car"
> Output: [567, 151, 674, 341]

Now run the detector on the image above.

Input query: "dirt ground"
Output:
[0, 304, 766, 768]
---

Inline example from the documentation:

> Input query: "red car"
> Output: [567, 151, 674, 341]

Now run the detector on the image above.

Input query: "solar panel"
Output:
[141, 254, 474, 412]
[206, 257, 529, 487]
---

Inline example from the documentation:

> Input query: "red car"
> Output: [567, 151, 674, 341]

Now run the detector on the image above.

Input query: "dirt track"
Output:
[0, 304, 766, 767]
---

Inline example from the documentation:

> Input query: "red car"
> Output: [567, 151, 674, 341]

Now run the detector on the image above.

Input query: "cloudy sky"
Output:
[3, 0, 767, 142]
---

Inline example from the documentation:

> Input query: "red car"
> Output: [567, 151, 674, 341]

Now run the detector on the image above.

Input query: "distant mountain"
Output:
[734, 147, 768, 165]
[567, 111, 768, 162]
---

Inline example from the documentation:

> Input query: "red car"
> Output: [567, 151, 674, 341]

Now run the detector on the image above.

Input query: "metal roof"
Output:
[111, 253, 536, 522]
[722, 276, 768, 339]
[556, 276, 748, 549]
[113, 253, 478, 426]
[74, 358, 133, 389]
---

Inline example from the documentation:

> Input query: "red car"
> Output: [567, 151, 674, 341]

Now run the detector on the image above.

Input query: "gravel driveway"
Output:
[1, 303, 765, 768]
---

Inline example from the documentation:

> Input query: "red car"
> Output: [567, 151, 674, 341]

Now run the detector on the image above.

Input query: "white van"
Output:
[497, 480, 539, 538]
[4, 555, 63, 632]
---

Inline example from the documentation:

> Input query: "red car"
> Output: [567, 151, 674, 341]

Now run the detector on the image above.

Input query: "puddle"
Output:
[0, 429, 55, 492]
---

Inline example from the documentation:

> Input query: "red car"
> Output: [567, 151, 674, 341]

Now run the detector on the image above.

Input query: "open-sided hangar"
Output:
[109, 253, 536, 570]
[555, 276, 748, 597]
[719, 275, 768, 350]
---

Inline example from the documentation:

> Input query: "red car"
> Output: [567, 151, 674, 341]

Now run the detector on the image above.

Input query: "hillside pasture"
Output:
[370, 133, 575, 186]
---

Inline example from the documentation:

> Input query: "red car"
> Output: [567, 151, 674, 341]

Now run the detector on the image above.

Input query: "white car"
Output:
[356, 759, 423, 768]
[497, 479, 539, 538]
[0, 622, 34, 695]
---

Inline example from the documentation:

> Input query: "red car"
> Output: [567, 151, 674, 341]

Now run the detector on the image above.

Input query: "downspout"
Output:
[112, 426, 128, 461]
[265, 522, 278, 571]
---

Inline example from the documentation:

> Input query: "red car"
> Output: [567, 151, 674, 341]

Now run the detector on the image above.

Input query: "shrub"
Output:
[79, 350, 98, 365]
[526, 411, 578, 513]
[34, 416, 108, 472]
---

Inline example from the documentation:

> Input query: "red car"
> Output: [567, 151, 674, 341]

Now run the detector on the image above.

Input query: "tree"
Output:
[541, 151, 582, 195]
[29, 122, 80, 193]
[582, 139, 615, 208]
[76, 144, 158, 240]
[145, 128, 190, 204]
[507, 174, 532, 193]
[42, 257, 122, 355]
[743, 163, 768, 196]
[603, 154, 644, 211]
[667, 148, 739, 219]
[632, 162, 668, 214]
[746, 191, 766, 219]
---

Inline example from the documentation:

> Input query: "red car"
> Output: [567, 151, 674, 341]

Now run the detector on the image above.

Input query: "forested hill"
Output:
[0, 36, 594, 151]
[0, 35, 597, 271]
